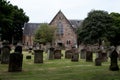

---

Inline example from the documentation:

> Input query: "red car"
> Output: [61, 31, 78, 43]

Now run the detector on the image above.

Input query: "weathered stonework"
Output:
[49, 11, 77, 49]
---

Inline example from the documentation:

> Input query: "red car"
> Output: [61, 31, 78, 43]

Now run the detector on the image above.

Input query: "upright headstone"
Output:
[71, 48, 79, 62]
[8, 52, 23, 72]
[34, 50, 43, 63]
[1, 46, 11, 64]
[109, 50, 119, 71]
[65, 50, 72, 59]
[80, 49, 86, 59]
[95, 50, 102, 66]
[86, 51, 93, 62]
[48, 47, 54, 60]
[54, 50, 61, 59]
[95, 58, 102, 66]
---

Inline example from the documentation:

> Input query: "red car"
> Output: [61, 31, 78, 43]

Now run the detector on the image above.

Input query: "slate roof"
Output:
[23, 23, 41, 36]
[69, 20, 83, 29]
[23, 20, 83, 36]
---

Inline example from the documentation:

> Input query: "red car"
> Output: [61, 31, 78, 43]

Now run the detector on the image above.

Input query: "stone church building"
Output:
[23, 10, 82, 49]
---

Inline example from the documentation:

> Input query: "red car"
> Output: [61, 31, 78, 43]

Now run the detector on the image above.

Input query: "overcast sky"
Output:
[7, 0, 120, 23]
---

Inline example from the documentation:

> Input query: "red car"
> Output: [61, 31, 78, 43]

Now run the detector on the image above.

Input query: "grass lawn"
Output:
[0, 51, 120, 80]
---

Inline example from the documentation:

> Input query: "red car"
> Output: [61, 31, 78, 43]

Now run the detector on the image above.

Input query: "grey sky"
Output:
[8, 0, 120, 23]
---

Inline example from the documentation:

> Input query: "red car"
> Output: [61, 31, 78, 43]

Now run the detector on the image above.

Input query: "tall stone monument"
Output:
[109, 50, 119, 71]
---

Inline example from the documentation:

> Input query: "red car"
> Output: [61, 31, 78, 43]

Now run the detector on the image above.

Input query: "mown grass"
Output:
[0, 51, 120, 80]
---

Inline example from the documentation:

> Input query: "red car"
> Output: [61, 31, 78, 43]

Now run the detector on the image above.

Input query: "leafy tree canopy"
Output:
[77, 10, 113, 45]
[107, 12, 120, 46]
[0, 0, 29, 43]
[34, 23, 55, 44]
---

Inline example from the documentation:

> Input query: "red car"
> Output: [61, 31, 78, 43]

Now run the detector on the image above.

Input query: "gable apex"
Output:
[49, 10, 69, 25]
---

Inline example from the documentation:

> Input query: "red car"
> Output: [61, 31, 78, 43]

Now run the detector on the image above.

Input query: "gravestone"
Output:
[71, 48, 79, 62]
[109, 50, 119, 71]
[54, 50, 61, 59]
[48, 47, 54, 60]
[86, 51, 93, 62]
[95, 58, 102, 66]
[65, 50, 72, 59]
[1, 46, 11, 64]
[34, 50, 43, 63]
[95, 51, 102, 66]
[8, 52, 23, 72]
[80, 49, 86, 59]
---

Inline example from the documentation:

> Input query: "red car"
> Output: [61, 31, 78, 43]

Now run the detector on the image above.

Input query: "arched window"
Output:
[57, 22, 63, 35]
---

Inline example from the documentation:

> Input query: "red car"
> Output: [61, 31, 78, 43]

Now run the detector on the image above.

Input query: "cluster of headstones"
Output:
[24, 46, 120, 71]
[34, 47, 62, 63]
[79, 48, 120, 71]
[33, 47, 80, 63]
[0, 42, 119, 72]
[0, 41, 23, 72]
[47, 47, 79, 62]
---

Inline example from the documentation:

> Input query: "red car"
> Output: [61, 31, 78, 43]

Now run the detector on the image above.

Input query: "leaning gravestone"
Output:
[80, 49, 86, 59]
[54, 50, 61, 59]
[34, 50, 43, 63]
[8, 52, 23, 72]
[65, 50, 72, 59]
[48, 47, 54, 60]
[1, 46, 11, 64]
[109, 50, 119, 71]
[86, 51, 93, 62]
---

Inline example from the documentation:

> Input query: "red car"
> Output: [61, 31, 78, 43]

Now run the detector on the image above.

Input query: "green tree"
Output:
[34, 23, 55, 44]
[0, 0, 29, 43]
[11, 6, 29, 43]
[0, 0, 13, 42]
[107, 12, 120, 46]
[77, 10, 113, 45]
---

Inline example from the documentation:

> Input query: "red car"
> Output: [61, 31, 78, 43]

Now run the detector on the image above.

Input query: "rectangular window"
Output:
[57, 22, 64, 35]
